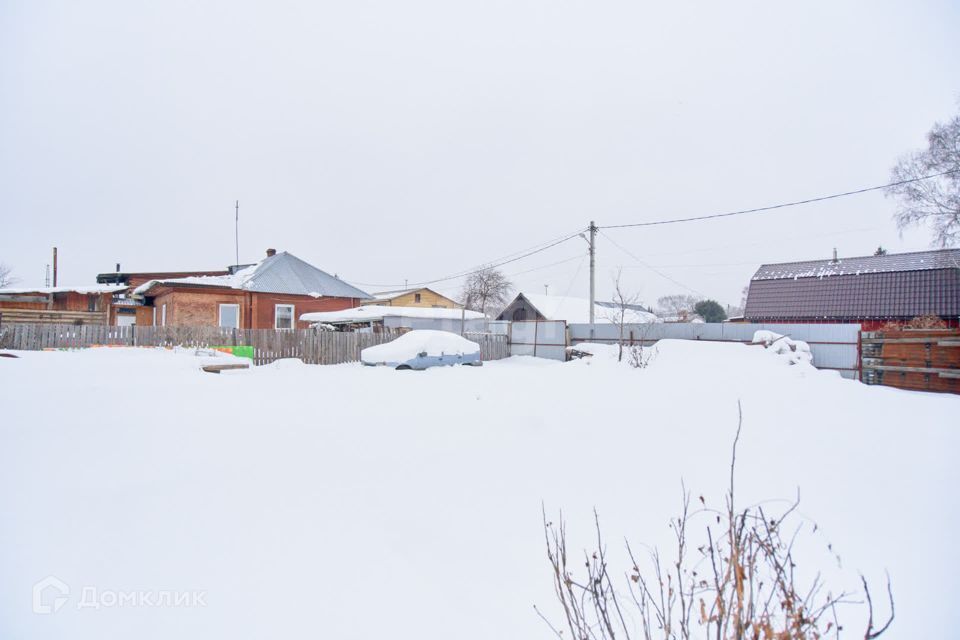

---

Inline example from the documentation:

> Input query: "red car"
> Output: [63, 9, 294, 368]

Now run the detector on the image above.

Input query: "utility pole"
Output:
[588, 220, 596, 338]
[235, 200, 240, 266]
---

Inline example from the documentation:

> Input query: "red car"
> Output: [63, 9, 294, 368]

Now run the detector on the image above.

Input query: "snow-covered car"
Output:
[360, 330, 482, 370]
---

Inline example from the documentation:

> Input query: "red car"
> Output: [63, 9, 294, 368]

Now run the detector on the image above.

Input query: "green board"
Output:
[212, 345, 255, 360]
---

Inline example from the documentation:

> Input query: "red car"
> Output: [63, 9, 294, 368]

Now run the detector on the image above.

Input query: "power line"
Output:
[599, 230, 704, 297]
[506, 253, 586, 279]
[600, 169, 960, 230]
[427, 253, 587, 295]
[347, 227, 587, 290]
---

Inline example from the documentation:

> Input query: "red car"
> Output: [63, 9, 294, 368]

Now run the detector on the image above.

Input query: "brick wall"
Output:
[152, 289, 247, 327]
[147, 288, 361, 329]
[252, 293, 360, 329]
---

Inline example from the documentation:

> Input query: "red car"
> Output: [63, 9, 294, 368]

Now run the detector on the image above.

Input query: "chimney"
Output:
[832, 247, 838, 263]
[266, 248, 276, 257]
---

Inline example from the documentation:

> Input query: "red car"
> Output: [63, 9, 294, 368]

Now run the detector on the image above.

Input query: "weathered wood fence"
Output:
[0, 324, 510, 366]
[465, 332, 510, 361]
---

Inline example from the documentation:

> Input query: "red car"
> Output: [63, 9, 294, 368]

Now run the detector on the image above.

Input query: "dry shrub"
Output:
[537, 406, 893, 640]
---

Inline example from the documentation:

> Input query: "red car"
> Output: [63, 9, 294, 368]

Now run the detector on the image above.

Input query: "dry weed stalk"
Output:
[538, 405, 893, 640]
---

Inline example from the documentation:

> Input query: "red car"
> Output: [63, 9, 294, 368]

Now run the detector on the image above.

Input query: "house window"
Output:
[219, 303, 239, 329]
[87, 296, 97, 312]
[512, 308, 527, 322]
[414, 293, 422, 303]
[275, 304, 295, 330]
[161, 303, 167, 326]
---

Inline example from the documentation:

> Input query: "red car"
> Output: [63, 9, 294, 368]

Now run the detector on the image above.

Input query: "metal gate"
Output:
[509, 320, 567, 360]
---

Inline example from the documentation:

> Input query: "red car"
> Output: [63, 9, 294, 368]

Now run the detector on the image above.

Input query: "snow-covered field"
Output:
[1, 342, 957, 638]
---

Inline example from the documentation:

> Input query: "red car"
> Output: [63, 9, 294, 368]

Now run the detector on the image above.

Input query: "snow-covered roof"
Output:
[133, 252, 371, 299]
[301, 305, 485, 324]
[746, 248, 960, 321]
[752, 248, 960, 281]
[509, 293, 660, 324]
[370, 288, 419, 300]
[0, 284, 128, 295]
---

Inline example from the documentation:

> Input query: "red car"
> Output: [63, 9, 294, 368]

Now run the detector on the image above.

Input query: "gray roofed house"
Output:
[134, 250, 371, 299]
[131, 249, 372, 329]
[744, 248, 960, 327]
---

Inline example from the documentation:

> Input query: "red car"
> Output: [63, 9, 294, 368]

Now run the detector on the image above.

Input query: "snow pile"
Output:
[360, 329, 480, 365]
[752, 330, 814, 366]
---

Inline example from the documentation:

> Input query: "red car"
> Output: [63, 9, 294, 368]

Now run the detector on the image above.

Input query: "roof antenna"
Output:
[235, 200, 240, 266]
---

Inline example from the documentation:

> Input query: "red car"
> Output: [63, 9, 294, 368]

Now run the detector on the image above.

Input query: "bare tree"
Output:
[461, 267, 513, 316]
[539, 408, 894, 640]
[886, 108, 960, 247]
[607, 270, 641, 362]
[656, 294, 700, 321]
[0, 263, 15, 288]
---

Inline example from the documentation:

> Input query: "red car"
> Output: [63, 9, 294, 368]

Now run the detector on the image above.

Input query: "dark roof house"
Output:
[744, 248, 960, 328]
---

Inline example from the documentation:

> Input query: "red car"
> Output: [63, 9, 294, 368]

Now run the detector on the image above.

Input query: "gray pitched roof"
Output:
[134, 251, 372, 299]
[744, 248, 960, 321]
[243, 252, 371, 298]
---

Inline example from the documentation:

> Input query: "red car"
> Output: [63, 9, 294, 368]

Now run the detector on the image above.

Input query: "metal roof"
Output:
[752, 248, 960, 281]
[243, 252, 371, 298]
[744, 264, 960, 321]
[135, 252, 372, 299]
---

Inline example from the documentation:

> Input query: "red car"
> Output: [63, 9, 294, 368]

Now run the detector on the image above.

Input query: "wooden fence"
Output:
[465, 332, 510, 362]
[861, 329, 960, 394]
[0, 324, 510, 366]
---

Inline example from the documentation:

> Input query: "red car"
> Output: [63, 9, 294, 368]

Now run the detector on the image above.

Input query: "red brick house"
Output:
[744, 248, 960, 330]
[131, 249, 371, 329]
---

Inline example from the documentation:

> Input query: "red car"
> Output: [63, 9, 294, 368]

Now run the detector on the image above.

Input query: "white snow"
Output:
[369, 288, 424, 300]
[751, 329, 814, 366]
[132, 262, 263, 295]
[0, 343, 957, 639]
[519, 293, 660, 324]
[360, 329, 480, 364]
[302, 305, 483, 324]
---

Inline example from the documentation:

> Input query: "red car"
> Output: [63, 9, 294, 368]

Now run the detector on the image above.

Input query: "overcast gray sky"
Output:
[2, 0, 958, 307]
